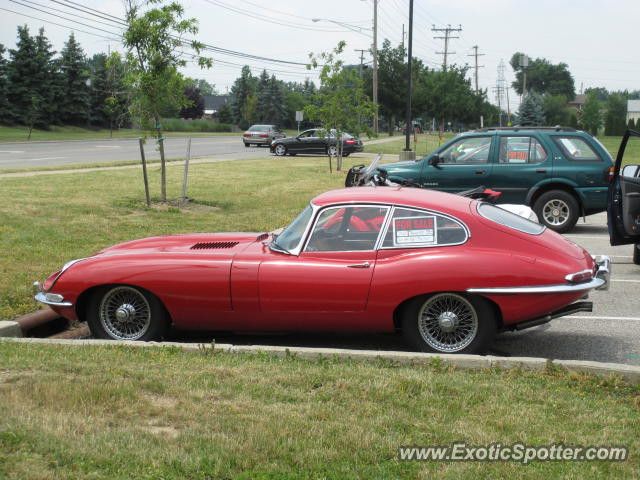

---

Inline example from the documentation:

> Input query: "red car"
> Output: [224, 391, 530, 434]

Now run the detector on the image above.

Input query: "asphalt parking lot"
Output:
[169, 211, 640, 366]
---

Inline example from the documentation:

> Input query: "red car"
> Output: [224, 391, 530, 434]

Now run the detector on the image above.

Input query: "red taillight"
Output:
[243, 133, 251, 137]
[605, 166, 614, 182]
[259, 134, 269, 138]
[345, 139, 356, 144]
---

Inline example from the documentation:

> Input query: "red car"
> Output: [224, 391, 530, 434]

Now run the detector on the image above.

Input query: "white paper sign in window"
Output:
[393, 216, 437, 246]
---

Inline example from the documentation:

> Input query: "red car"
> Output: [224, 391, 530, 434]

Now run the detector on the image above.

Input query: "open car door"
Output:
[608, 129, 640, 259]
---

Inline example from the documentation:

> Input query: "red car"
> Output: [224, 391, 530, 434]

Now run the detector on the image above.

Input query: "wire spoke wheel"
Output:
[99, 286, 152, 340]
[417, 293, 479, 353]
[541, 199, 570, 226]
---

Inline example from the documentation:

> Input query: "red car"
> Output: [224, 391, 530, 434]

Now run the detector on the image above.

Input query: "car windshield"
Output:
[271, 205, 313, 253]
[248, 125, 269, 132]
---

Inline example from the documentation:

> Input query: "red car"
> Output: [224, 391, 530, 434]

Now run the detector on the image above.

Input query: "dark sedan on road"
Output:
[270, 128, 364, 157]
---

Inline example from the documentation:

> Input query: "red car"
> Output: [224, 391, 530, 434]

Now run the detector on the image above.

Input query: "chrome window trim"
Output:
[301, 203, 391, 254]
[378, 206, 470, 250]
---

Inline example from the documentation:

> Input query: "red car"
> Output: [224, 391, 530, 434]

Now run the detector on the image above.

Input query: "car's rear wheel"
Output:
[87, 285, 169, 341]
[401, 293, 496, 354]
[244, 142, 250, 147]
[533, 190, 579, 233]
[327, 145, 338, 157]
[274, 144, 287, 156]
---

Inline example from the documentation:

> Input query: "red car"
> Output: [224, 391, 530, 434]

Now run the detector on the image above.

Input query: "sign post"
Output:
[295, 111, 303, 134]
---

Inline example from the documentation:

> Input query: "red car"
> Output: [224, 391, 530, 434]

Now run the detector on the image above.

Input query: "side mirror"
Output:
[622, 164, 640, 178]
[429, 155, 440, 166]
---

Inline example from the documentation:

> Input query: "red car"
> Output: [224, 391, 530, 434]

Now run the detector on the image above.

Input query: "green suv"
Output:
[378, 127, 613, 232]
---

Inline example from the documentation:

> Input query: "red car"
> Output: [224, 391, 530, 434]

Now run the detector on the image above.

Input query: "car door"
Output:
[489, 134, 552, 203]
[608, 129, 640, 246]
[421, 135, 494, 192]
[258, 205, 389, 315]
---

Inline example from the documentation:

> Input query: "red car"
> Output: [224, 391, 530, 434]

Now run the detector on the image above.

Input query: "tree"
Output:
[305, 41, 376, 171]
[89, 53, 129, 133]
[254, 69, 270, 123]
[604, 93, 627, 136]
[585, 87, 608, 103]
[517, 92, 546, 126]
[120, 0, 211, 201]
[179, 86, 204, 119]
[510, 52, 575, 98]
[217, 102, 233, 124]
[629, 117, 637, 130]
[185, 78, 216, 95]
[0, 44, 11, 124]
[542, 94, 571, 126]
[230, 66, 256, 128]
[59, 33, 90, 125]
[375, 39, 407, 134]
[34, 28, 61, 127]
[7, 26, 42, 127]
[579, 92, 602, 135]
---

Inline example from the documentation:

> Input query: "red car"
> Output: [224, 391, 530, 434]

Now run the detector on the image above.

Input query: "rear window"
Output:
[477, 203, 545, 235]
[381, 207, 468, 248]
[553, 136, 601, 161]
[248, 125, 270, 132]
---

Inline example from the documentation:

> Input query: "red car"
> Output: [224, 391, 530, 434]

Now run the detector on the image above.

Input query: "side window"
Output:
[498, 136, 548, 164]
[438, 136, 492, 164]
[305, 206, 389, 252]
[381, 208, 468, 248]
[553, 137, 601, 161]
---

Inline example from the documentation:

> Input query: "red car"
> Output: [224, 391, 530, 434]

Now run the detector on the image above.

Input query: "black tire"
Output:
[274, 144, 287, 156]
[634, 243, 640, 266]
[343, 153, 350, 157]
[86, 285, 169, 341]
[533, 190, 579, 233]
[244, 142, 250, 148]
[401, 293, 496, 354]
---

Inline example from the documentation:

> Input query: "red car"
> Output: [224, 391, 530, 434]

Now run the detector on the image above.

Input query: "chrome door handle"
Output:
[347, 262, 370, 268]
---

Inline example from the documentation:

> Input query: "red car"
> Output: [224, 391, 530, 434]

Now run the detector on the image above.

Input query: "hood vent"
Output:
[256, 233, 269, 241]
[191, 241, 239, 250]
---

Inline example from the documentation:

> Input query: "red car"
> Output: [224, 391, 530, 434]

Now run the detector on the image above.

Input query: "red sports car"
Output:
[34, 187, 610, 354]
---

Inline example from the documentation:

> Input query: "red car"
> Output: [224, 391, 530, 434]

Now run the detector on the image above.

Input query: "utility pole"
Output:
[519, 54, 529, 103]
[432, 24, 462, 70]
[355, 49, 367, 78]
[402, 24, 406, 50]
[404, 0, 414, 155]
[467, 45, 484, 94]
[372, 0, 378, 134]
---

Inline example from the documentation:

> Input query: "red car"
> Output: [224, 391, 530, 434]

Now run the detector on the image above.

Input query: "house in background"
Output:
[203, 95, 231, 120]
[567, 94, 587, 112]
[627, 100, 640, 125]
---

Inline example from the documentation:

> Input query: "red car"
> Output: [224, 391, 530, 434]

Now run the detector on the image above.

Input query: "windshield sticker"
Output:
[393, 216, 437, 246]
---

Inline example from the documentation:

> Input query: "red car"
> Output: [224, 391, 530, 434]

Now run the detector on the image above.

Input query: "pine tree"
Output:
[7, 26, 40, 126]
[0, 44, 12, 124]
[58, 33, 90, 125]
[218, 103, 233, 124]
[517, 92, 546, 126]
[230, 66, 256, 128]
[254, 69, 270, 123]
[263, 75, 285, 126]
[34, 28, 61, 127]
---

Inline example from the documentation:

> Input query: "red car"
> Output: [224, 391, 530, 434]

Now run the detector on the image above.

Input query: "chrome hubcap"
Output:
[418, 293, 478, 353]
[542, 199, 569, 226]
[99, 286, 151, 340]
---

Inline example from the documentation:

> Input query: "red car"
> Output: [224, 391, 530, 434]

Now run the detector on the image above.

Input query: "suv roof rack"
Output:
[473, 126, 577, 132]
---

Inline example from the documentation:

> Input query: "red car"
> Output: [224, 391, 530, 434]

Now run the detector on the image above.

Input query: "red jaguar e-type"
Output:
[34, 187, 610, 354]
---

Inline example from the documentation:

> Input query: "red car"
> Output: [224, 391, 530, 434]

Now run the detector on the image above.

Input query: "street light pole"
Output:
[404, 0, 414, 152]
[373, 0, 378, 134]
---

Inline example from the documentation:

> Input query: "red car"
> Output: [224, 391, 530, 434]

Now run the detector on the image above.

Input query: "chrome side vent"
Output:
[191, 241, 239, 250]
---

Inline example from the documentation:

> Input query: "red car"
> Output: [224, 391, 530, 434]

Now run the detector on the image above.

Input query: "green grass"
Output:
[0, 125, 239, 142]
[0, 342, 638, 479]
[0, 155, 366, 319]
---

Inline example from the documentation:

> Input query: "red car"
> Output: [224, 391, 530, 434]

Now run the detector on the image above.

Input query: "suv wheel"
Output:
[533, 190, 579, 233]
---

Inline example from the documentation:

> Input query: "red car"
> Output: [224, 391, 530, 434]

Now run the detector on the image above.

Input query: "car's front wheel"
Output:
[327, 145, 338, 156]
[401, 293, 496, 354]
[87, 285, 169, 341]
[533, 190, 579, 233]
[274, 144, 287, 156]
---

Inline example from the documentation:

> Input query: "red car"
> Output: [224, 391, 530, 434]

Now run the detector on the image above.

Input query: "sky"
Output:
[1, 0, 639, 113]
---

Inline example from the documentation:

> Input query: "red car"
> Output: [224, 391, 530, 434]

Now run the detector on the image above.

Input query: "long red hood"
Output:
[97, 232, 266, 256]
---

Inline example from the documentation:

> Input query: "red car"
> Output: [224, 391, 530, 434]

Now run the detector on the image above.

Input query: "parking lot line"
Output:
[612, 279, 640, 283]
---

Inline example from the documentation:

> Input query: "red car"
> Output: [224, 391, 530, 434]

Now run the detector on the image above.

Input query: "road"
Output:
[168, 213, 640, 366]
[0, 136, 272, 168]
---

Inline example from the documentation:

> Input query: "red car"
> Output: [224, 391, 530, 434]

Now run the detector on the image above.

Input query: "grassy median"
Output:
[0, 342, 638, 479]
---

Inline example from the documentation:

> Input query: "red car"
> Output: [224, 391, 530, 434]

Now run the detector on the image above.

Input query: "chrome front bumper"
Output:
[467, 255, 611, 295]
[33, 281, 73, 307]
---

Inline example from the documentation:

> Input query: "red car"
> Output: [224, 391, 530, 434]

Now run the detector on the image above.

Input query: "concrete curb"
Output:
[2, 337, 639, 384]
[0, 321, 23, 338]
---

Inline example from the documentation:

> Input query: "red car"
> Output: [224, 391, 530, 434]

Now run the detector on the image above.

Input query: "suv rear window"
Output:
[553, 136, 601, 161]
